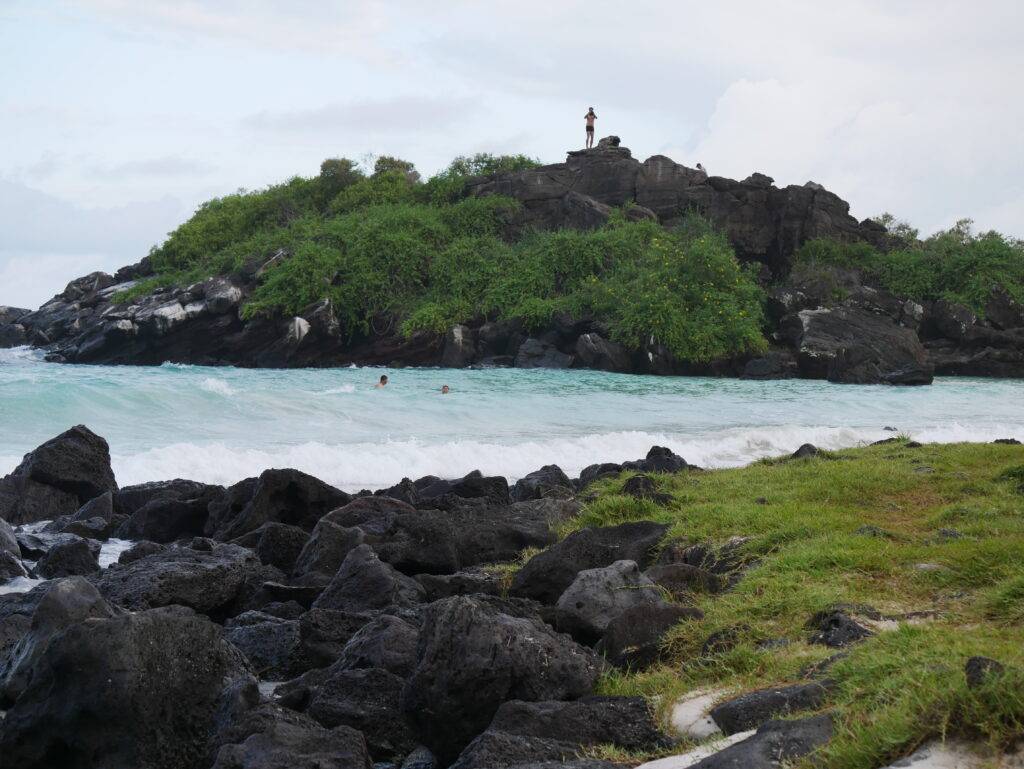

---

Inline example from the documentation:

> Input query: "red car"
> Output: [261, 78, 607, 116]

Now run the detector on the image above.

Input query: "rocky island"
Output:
[2, 137, 1022, 384]
[0, 426, 1022, 768]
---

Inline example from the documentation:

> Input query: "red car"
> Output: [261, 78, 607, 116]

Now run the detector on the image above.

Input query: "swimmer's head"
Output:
[441, 385, 450, 394]
[379, 375, 388, 385]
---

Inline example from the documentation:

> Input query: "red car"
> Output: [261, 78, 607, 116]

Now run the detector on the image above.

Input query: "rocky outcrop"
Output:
[0, 306, 30, 348]
[0, 424, 118, 525]
[10, 139, 1019, 383]
[780, 306, 934, 384]
[468, 138, 875, 276]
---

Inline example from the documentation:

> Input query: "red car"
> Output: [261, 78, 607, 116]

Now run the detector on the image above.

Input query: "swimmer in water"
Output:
[441, 385, 450, 394]
[375, 375, 388, 388]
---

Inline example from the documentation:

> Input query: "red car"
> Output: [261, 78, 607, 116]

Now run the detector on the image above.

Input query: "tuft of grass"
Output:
[552, 441, 1024, 767]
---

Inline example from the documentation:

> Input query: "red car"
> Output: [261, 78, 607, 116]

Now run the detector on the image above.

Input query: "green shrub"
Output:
[137, 153, 769, 364]
[420, 152, 541, 204]
[795, 219, 1024, 312]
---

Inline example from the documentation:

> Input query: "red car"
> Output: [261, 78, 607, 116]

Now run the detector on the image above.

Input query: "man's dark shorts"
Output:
[586, 125, 594, 133]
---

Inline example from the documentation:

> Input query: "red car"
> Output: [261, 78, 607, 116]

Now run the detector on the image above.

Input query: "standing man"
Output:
[584, 107, 597, 148]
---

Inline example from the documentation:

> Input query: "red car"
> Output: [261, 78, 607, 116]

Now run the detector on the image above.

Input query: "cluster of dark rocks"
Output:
[3, 137, 1019, 382]
[0, 425, 775, 768]
[3, 428, 1015, 767]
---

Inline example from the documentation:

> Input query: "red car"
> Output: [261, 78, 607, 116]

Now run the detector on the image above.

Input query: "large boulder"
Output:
[401, 595, 603, 764]
[985, 287, 1024, 330]
[0, 605, 257, 769]
[598, 603, 702, 669]
[709, 681, 833, 735]
[224, 616, 302, 679]
[515, 338, 573, 369]
[511, 465, 574, 502]
[0, 517, 18, 556]
[232, 522, 310, 572]
[334, 614, 419, 677]
[0, 306, 30, 348]
[687, 714, 833, 769]
[511, 521, 669, 604]
[329, 496, 561, 576]
[119, 483, 224, 543]
[206, 469, 350, 541]
[0, 425, 118, 524]
[97, 542, 265, 617]
[782, 306, 934, 384]
[311, 544, 426, 613]
[34, 534, 100, 578]
[451, 696, 670, 769]
[211, 707, 372, 769]
[291, 518, 365, 578]
[573, 332, 631, 372]
[441, 324, 478, 367]
[115, 478, 219, 515]
[553, 560, 669, 643]
[0, 577, 117, 705]
[307, 666, 417, 761]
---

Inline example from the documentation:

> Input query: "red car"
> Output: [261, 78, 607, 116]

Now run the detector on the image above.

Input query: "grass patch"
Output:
[567, 441, 1024, 767]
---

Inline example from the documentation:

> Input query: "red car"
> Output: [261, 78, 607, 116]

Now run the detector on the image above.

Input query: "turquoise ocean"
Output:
[2, 346, 1022, 492]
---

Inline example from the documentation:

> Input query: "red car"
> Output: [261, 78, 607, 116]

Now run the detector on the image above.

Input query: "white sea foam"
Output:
[109, 421, 1024, 492]
[99, 538, 134, 568]
[0, 576, 45, 595]
[199, 377, 236, 396]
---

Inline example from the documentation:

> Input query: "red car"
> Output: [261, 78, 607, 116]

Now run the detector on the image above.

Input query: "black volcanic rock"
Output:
[401, 595, 603, 764]
[0, 425, 118, 525]
[0, 605, 257, 769]
[206, 469, 351, 541]
[782, 306, 934, 384]
[510, 521, 669, 604]
[469, 143, 870, 276]
[97, 542, 265, 617]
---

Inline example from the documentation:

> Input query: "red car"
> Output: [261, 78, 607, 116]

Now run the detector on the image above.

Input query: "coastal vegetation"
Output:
[795, 218, 1024, 313]
[122, 154, 767, 363]
[571, 439, 1024, 767]
[117, 153, 1022, 367]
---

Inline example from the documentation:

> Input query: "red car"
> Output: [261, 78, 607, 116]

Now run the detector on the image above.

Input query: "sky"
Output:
[1, 0, 1022, 308]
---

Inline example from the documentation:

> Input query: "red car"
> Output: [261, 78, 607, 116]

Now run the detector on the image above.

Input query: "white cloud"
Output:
[1, 0, 1022, 309]
[244, 96, 484, 137]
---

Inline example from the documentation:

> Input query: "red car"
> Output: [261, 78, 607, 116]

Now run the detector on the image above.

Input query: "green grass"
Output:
[555, 440, 1024, 767]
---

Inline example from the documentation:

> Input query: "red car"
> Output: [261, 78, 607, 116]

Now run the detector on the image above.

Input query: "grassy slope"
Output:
[553, 440, 1024, 767]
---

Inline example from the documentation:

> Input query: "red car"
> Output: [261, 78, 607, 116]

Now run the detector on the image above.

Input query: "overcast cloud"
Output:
[1, 0, 1022, 308]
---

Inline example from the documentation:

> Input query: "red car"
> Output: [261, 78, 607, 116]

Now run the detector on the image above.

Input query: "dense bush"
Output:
[134, 153, 768, 363]
[795, 219, 1024, 311]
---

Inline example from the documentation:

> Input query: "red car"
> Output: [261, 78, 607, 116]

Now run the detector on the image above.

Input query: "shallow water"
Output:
[1, 346, 1022, 491]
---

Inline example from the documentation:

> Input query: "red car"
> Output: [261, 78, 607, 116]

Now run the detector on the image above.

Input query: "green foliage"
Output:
[315, 158, 363, 208]
[372, 155, 420, 184]
[871, 212, 920, 246]
[420, 152, 541, 204]
[137, 153, 768, 363]
[795, 219, 1024, 312]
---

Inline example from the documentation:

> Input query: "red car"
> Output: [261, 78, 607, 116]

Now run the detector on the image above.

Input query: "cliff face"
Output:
[467, 136, 887, 276]
[1, 139, 1021, 382]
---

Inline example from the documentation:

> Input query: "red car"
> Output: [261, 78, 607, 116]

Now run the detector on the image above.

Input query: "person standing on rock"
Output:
[584, 107, 597, 148]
